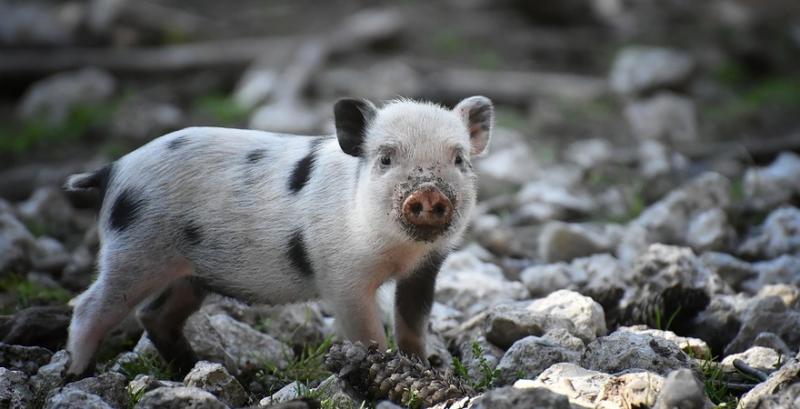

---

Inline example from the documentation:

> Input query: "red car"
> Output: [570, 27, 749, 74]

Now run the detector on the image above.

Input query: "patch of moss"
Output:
[0, 274, 72, 313]
[0, 103, 114, 155]
[193, 95, 250, 125]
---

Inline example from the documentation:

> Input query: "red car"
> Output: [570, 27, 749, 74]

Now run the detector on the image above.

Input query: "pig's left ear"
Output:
[454, 96, 493, 157]
[334, 98, 377, 157]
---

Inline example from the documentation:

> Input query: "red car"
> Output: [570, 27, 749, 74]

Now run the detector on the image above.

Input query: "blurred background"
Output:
[1, 2, 800, 405]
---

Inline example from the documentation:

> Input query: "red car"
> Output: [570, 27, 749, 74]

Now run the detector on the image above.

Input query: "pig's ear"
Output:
[334, 98, 377, 157]
[454, 96, 493, 157]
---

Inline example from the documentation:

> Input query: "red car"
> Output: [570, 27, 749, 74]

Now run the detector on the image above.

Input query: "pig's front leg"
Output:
[394, 252, 447, 360]
[329, 283, 387, 349]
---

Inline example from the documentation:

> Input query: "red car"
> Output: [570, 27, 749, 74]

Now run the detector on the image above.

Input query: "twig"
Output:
[733, 359, 769, 382]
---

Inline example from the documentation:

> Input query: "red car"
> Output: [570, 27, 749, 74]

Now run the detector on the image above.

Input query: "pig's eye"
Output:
[380, 155, 392, 167]
[454, 155, 463, 165]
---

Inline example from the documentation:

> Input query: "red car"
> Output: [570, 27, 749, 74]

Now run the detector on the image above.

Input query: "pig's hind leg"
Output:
[137, 276, 206, 375]
[66, 247, 192, 376]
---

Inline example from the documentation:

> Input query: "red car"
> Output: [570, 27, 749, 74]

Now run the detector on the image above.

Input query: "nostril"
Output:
[410, 202, 423, 215]
[433, 203, 446, 216]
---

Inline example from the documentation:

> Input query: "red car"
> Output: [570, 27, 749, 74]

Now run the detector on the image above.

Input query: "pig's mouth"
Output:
[394, 178, 459, 243]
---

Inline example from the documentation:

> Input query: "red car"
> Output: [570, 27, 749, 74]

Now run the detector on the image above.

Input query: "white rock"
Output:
[701, 252, 758, 291]
[249, 101, 321, 134]
[136, 386, 228, 409]
[233, 66, 278, 110]
[582, 329, 694, 376]
[655, 368, 712, 409]
[18, 68, 116, 124]
[520, 253, 627, 298]
[538, 221, 623, 263]
[495, 336, 580, 384]
[739, 206, 800, 259]
[610, 46, 695, 95]
[686, 208, 733, 252]
[621, 326, 710, 358]
[258, 381, 301, 406]
[746, 255, 800, 293]
[744, 152, 800, 211]
[475, 128, 539, 198]
[625, 92, 698, 143]
[564, 138, 614, 169]
[638, 140, 688, 178]
[0, 212, 35, 273]
[0, 368, 33, 409]
[184, 361, 247, 407]
[43, 388, 113, 409]
[618, 172, 731, 262]
[721, 346, 782, 374]
[435, 251, 529, 316]
[528, 290, 607, 343]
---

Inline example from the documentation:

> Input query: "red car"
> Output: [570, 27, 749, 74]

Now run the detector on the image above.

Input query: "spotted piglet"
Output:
[63, 96, 494, 376]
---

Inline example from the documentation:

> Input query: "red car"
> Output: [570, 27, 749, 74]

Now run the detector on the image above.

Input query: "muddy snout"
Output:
[401, 186, 454, 231]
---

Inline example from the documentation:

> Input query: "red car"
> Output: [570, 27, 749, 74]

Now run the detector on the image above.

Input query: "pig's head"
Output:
[334, 96, 493, 244]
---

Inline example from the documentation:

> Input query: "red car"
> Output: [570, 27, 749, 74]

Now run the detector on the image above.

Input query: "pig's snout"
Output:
[401, 187, 453, 231]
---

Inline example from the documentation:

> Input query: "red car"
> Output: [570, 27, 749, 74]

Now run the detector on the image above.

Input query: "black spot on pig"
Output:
[288, 139, 324, 193]
[109, 188, 145, 232]
[287, 230, 314, 277]
[395, 251, 448, 333]
[246, 149, 266, 164]
[167, 135, 189, 150]
[183, 222, 203, 245]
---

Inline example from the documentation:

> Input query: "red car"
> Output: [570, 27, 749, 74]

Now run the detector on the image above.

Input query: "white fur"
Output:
[65, 97, 493, 374]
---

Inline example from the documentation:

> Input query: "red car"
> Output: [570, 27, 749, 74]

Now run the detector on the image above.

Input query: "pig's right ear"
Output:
[334, 98, 377, 157]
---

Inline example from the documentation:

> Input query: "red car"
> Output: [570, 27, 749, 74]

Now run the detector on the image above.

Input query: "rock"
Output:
[309, 375, 359, 409]
[0, 212, 36, 274]
[111, 97, 184, 142]
[686, 208, 733, 252]
[637, 140, 688, 180]
[743, 256, 800, 294]
[17, 187, 76, 239]
[60, 372, 129, 409]
[527, 290, 607, 343]
[654, 368, 711, 409]
[619, 173, 731, 261]
[0, 306, 71, 351]
[520, 253, 628, 298]
[629, 243, 723, 296]
[249, 102, 321, 135]
[135, 386, 228, 409]
[127, 375, 182, 398]
[484, 304, 545, 350]
[485, 290, 605, 349]
[609, 46, 695, 96]
[0, 342, 53, 376]
[686, 294, 748, 357]
[30, 349, 70, 398]
[701, 252, 758, 292]
[495, 336, 580, 385]
[30, 237, 71, 273]
[518, 362, 666, 409]
[233, 65, 278, 110]
[564, 138, 615, 169]
[453, 335, 504, 383]
[184, 361, 247, 407]
[537, 221, 623, 263]
[738, 356, 800, 409]
[721, 346, 782, 377]
[582, 330, 694, 376]
[434, 251, 529, 316]
[541, 328, 585, 352]
[234, 302, 325, 349]
[0, 2, 80, 46]
[429, 302, 463, 334]
[625, 92, 698, 143]
[514, 177, 597, 222]
[743, 152, 800, 211]
[61, 245, 95, 291]
[725, 296, 800, 355]
[470, 385, 571, 409]
[0, 368, 33, 409]
[474, 128, 540, 198]
[622, 326, 711, 358]
[757, 284, 800, 308]
[43, 388, 113, 409]
[739, 207, 800, 259]
[259, 381, 301, 406]
[18, 68, 116, 124]
[185, 312, 291, 374]
[753, 332, 793, 355]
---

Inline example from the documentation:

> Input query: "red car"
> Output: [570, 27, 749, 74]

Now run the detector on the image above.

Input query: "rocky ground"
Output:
[1, 0, 800, 408]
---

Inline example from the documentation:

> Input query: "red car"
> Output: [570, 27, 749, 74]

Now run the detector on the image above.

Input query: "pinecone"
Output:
[325, 342, 475, 408]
